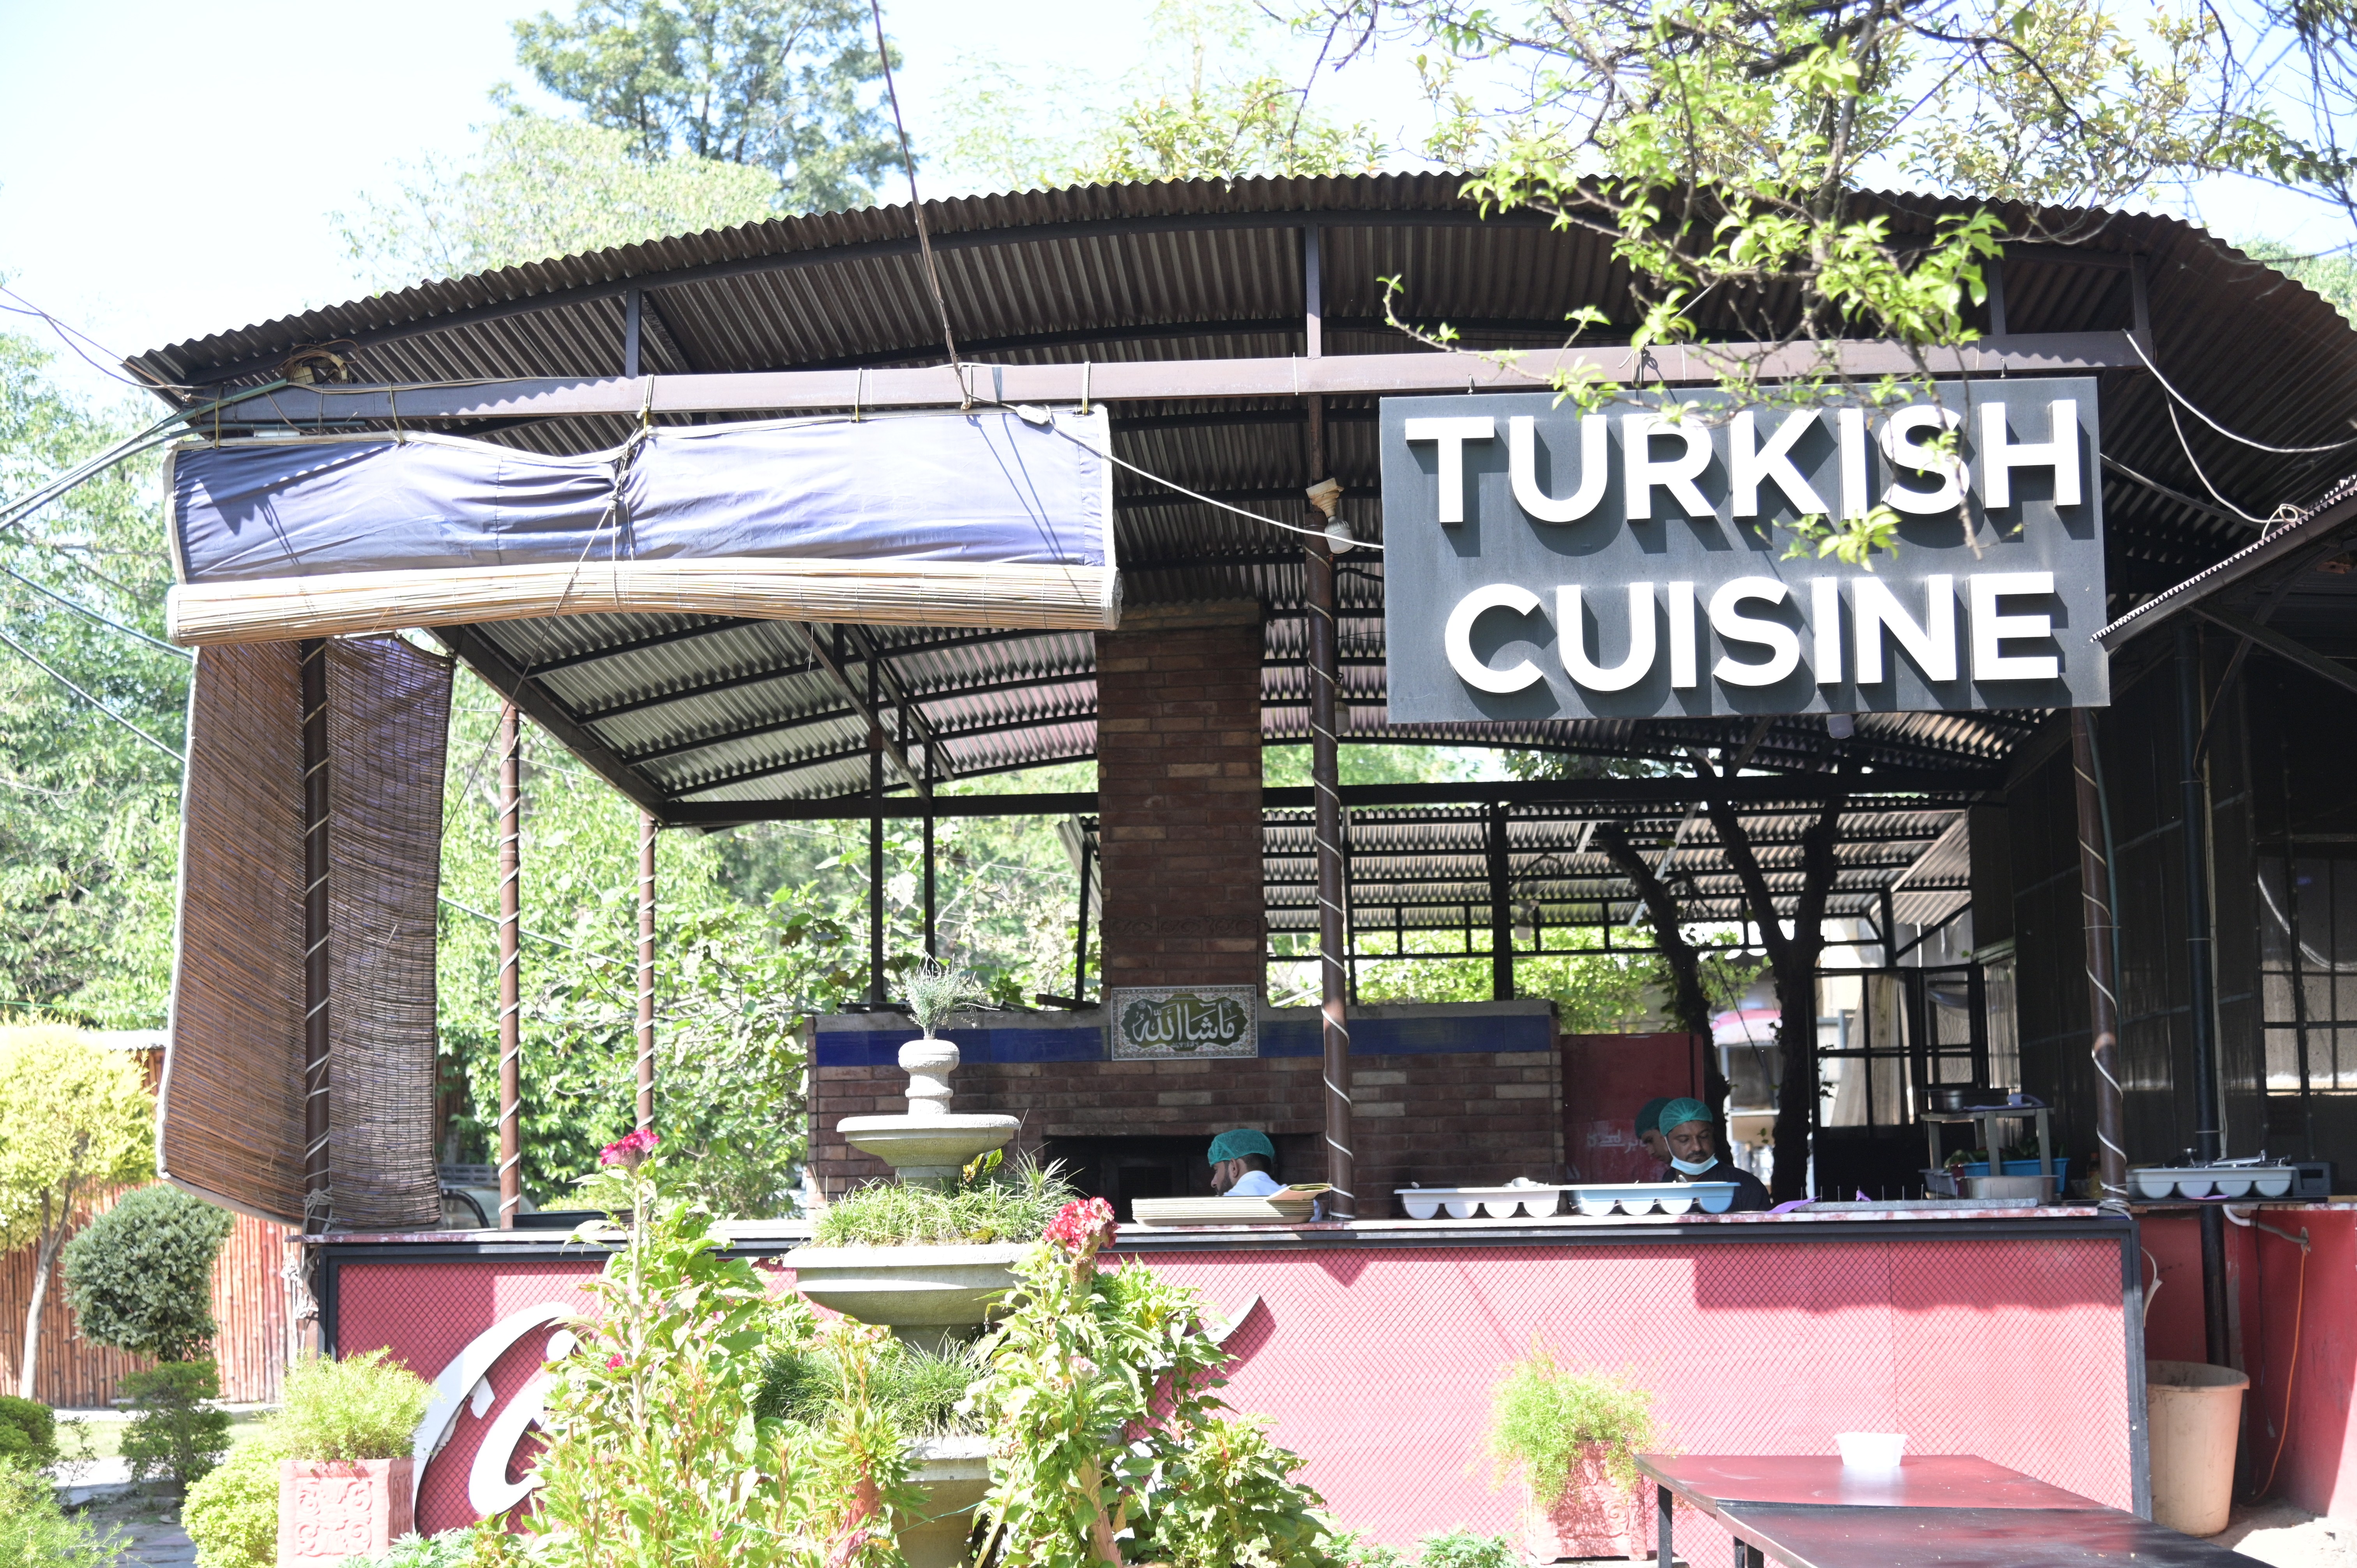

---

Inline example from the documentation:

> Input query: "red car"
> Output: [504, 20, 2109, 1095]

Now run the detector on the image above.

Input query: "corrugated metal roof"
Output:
[129, 175, 2357, 924]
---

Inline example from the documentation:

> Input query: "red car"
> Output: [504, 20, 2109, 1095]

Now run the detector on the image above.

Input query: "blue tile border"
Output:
[814, 1011, 1554, 1067]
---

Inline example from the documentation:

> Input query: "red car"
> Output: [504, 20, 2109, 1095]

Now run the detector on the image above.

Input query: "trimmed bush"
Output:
[62, 1183, 235, 1363]
[182, 1436, 284, 1568]
[279, 1349, 432, 1463]
[120, 1359, 232, 1490]
[0, 1397, 56, 1471]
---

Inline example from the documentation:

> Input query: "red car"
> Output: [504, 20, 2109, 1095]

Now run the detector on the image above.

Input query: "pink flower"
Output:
[599, 1127, 661, 1168]
[605, 1354, 625, 1370]
[1043, 1197, 1118, 1257]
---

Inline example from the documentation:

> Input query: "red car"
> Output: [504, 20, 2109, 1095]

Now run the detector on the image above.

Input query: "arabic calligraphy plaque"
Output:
[1108, 985, 1258, 1059]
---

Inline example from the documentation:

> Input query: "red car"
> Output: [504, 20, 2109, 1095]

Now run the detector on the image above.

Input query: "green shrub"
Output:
[332, 1528, 479, 1568]
[182, 1435, 285, 1568]
[120, 1359, 233, 1490]
[1486, 1343, 1655, 1508]
[0, 1457, 117, 1568]
[0, 1397, 57, 1471]
[812, 1157, 1075, 1247]
[61, 1184, 235, 1363]
[1414, 1533, 1520, 1568]
[278, 1349, 433, 1462]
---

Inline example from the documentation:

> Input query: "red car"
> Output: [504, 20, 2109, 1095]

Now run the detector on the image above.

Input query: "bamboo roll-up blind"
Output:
[164, 643, 308, 1225]
[323, 637, 452, 1231]
[166, 558, 1122, 645]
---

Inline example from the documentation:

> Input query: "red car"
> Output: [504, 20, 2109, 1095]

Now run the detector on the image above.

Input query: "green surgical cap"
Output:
[1207, 1128, 1277, 1165]
[1636, 1097, 1671, 1138]
[1658, 1097, 1711, 1136]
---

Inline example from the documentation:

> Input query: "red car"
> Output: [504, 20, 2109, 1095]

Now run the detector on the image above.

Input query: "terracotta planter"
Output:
[1521, 1448, 1648, 1561]
[279, 1457, 415, 1568]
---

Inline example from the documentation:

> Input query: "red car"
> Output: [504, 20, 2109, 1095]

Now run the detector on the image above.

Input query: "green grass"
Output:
[56, 1411, 270, 1466]
[753, 1338, 988, 1436]
[813, 1159, 1075, 1247]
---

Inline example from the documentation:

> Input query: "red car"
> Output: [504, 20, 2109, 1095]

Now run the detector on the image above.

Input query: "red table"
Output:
[1635, 1455, 2242, 1568]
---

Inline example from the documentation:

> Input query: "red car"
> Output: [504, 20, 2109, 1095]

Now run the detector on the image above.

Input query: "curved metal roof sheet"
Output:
[130, 175, 2357, 816]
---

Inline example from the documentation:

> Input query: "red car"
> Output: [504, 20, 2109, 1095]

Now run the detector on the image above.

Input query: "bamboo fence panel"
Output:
[0, 1185, 289, 1408]
[166, 558, 1121, 645]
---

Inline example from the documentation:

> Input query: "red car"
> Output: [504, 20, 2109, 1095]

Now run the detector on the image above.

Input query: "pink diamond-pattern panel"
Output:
[1122, 1235, 2131, 1550]
[334, 1260, 602, 1535]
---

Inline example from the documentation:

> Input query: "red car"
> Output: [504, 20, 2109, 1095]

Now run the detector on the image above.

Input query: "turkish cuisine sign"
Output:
[1379, 378, 2105, 721]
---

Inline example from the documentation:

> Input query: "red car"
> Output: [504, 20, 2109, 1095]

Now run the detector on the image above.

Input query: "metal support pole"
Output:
[2176, 623, 2230, 1365]
[1304, 394, 1353, 1218]
[869, 655, 887, 1005]
[623, 286, 642, 380]
[299, 639, 332, 1233]
[922, 733, 937, 961]
[496, 703, 523, 1230]
[1489, 801, 1513, 1000]
[2071, 711, 2127, 1199]
[636, 809, 657, 1132]
[1072, 840, 1093, 1001]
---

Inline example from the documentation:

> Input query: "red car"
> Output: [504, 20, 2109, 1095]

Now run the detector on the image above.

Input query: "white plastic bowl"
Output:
[1577, 1196, 1614, 1217]
[2211, 1176, 2253, 1199]
[1480, 1197, 1522, 1218]
[2174, 1176, 2215, 1199]
[1657, 1195, 1695, 1215]
[1523, 1191, 1562, 1217]
[1620, 1195, 1659, 1215]
[1402, 1195, 1441, 1220]
[2256, 1171, 2293, 1198]
[1835, 1432, 1906, 1471]
[2134, 1169, 2178, 1200]
[1444, 1197, 1481, 1218]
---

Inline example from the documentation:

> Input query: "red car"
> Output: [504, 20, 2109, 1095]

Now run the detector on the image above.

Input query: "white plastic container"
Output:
[1834, 1432, 1906, 1471]
[2255, 1170, 2293, 1198]
[1400, 1193, 1441, 1220]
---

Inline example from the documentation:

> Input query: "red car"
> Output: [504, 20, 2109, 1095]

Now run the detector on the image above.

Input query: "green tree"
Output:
[0, 334, 187, 1028]
[338, 99, 781, 289]
[60, 1183, 235, 1364]
[939, 0, 1386, 191]
[514, 0, 899, 212]
[0, 1026, 154, 1400]
[2241, 238, 2357, 323]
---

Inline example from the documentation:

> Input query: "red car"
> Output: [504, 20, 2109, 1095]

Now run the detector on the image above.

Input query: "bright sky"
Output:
[0, 0, 2337, 409]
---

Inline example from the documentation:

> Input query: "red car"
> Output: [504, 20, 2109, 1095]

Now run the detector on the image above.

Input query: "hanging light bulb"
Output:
[1325, 518, 1358, 554]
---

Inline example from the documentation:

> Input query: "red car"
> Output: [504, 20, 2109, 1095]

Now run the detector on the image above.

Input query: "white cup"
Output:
[1834, 1432, 1906, 1471]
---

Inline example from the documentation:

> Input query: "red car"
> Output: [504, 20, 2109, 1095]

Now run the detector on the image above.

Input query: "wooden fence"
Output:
[0, 1187, 291, 1407]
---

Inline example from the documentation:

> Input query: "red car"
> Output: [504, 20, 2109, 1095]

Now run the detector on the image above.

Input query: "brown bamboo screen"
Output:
[164, 637, 452, 1231]
[164, 642, 307, 1224]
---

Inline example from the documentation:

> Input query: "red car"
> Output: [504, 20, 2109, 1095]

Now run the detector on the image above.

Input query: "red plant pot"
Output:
[279, 1457, 415, 1568]
[1521, 1448, 1650, 1561]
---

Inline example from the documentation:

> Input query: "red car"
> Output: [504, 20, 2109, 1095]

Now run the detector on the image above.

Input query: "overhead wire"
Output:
[2129, 333, 2357, 455]
[0, 378, 290, 535]
[866, 0, 961, 373]
[0, 562, 190, 658]
[0, 624, 184, 762]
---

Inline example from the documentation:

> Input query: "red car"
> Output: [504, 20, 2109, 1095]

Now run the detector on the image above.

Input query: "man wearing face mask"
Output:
[1656, 1098, 1771, 1212]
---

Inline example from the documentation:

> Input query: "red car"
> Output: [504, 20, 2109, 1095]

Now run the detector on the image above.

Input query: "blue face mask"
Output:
[1670, 1154, 1717, 1176]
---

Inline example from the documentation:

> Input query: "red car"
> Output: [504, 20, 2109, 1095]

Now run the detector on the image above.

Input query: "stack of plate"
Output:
[1394, 1185, 1567, 1219]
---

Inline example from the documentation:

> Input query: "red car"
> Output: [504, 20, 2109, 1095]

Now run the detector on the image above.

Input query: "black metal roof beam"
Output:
[431, 624, 673, 821]
[186, 332, 2143, 424]
[520, 615, 762, 673]
[794, 623, 931, 793]
[570, 653, 822, 721]
[837, 622, 961, 779]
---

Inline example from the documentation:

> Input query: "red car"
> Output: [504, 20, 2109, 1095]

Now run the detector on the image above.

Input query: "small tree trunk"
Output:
[19, 1225, 60, 1401]
[1594, 823, 1732, 1162]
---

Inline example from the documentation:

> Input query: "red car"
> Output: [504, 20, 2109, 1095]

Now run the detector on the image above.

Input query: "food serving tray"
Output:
[1392, 1181, 1740, 1219]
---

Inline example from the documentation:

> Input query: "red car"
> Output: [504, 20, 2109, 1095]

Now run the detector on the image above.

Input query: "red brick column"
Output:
[1095, 602, 1265, 991]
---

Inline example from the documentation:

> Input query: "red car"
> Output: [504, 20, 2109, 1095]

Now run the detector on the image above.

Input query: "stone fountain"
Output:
[788, 1012, 1023, 1568]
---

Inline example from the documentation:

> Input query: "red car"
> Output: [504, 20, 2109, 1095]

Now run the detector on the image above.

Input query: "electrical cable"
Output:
[2165, 401, 2279, 528]
[0, 625, 184, 762]
[0, 378, 289, 535]
[2129, 334, 2357, 455]
[0, 562, 190, 658]
[866, 0, 961, 374]
[0, 286, 191, 395]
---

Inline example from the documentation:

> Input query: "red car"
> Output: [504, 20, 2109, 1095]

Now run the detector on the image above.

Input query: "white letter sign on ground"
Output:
[1380, 379, 2106, 721]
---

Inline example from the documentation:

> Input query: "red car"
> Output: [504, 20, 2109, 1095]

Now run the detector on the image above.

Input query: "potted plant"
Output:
[1488, 1345, 1657, 1560]
[274, 1349, 433, 1568]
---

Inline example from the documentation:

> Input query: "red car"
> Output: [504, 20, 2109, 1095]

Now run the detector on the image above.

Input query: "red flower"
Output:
[605, 1354, 625, 1370]
[1044, 1197, 1118, 1256]
[599, 1127, 661, 1168]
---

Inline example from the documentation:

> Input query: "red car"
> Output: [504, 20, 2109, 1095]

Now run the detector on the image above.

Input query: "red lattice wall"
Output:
[330, 1230, 2134, 1548]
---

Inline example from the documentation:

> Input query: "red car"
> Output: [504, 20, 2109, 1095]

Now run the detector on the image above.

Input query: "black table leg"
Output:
[1659, 1484, 1673, 1568]
[1732, 1540, 1746, 1568]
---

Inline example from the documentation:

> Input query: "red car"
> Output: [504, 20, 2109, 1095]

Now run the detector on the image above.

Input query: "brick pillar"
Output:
[1096, 602, 1264, 991]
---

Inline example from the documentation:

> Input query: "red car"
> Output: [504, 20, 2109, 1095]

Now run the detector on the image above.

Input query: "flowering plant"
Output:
[963, 1200, 1341, 1568]
[598, 1127, 660, 1169]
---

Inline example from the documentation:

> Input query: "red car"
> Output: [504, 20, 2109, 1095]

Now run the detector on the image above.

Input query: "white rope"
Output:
[2130, 334, 2357, 455]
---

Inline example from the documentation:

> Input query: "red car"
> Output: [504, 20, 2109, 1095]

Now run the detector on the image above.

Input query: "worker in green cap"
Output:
[1635, 1096, 1672, 1167]
[1658, 1098, 1771, 1211]
[1207, 1128, 1284, 1197]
